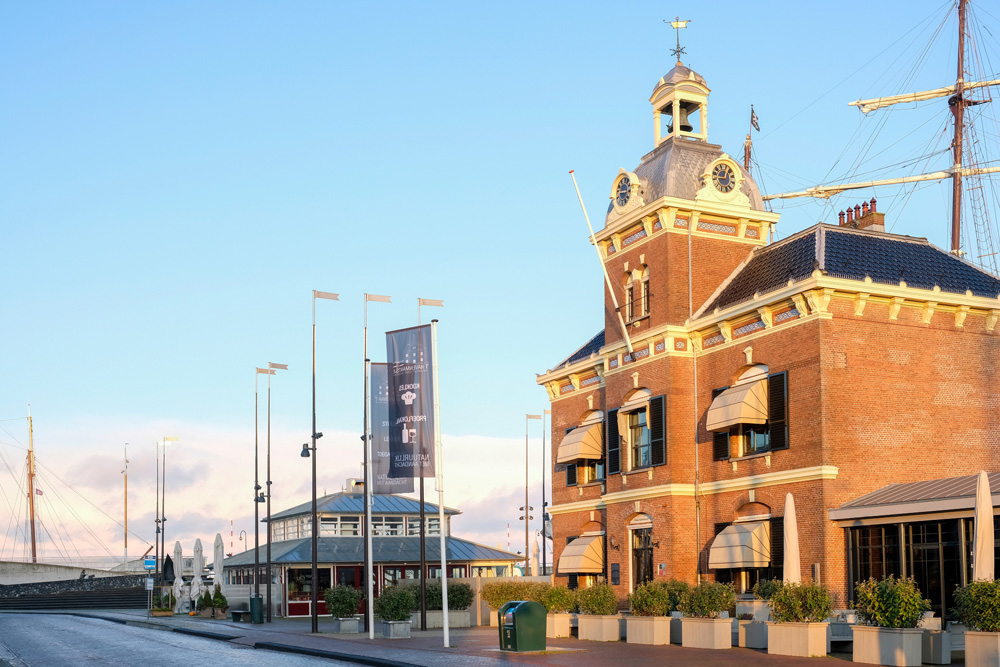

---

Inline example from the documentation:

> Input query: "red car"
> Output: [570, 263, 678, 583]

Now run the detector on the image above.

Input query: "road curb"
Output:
[173, 627, 240, 641]
[253, 641, 424, 667]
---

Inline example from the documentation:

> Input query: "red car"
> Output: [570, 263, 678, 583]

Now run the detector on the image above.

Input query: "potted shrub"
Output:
[537, 584, 576, 638]
[197, 589, 213, 618]
[375, 585, 416, 639]
[576, 583, 621, 642]
[151, 592, 176, 617]
[852, 576, 930, 666]
[211, 584, 229, 620]
[678, 581, 735, 650]
[408, 581, 475, 629]
[627, 580, 685, 645]
[766, 581, 833, 657]
[952, 579, 1000, 667]
[324, 585, 365, 633]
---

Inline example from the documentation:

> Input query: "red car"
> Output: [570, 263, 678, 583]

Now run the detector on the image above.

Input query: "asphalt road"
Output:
[0, 614, 354, 667]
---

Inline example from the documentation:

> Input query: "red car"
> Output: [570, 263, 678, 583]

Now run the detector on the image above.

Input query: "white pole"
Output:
[431, 320, 449, 647]
[365, 357, 375, 640]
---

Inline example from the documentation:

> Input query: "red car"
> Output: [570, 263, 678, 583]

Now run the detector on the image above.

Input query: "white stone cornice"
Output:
[854, 293, 869, 317]
[955, 304, 970, 328]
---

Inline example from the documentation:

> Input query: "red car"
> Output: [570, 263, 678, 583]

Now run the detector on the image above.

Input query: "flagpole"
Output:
[363, 295, 372, 639]
[431, 319, 449, 648]
[416, 298, 443, 631]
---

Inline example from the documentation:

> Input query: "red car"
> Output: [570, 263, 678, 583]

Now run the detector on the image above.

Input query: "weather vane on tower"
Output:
[666, 17, 691, 65]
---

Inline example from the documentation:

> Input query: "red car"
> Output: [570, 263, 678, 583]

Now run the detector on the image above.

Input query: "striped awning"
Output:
[706, 380, 768, 432]
[556, 423, 604, 463]
[557, 536, 604, 574]
[708, 522, 771, 569]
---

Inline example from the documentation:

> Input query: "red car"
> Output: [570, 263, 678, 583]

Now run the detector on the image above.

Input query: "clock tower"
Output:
[594, 63, 779, 346]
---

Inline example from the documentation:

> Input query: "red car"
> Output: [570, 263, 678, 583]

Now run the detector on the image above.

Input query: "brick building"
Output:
[537, 62, 1000, 617]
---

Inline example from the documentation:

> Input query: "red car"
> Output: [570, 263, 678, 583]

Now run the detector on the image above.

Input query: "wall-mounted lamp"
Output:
[608, 535, 620, 551]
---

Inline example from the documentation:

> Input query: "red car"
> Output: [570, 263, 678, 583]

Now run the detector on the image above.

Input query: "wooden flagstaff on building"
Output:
[569, 170, 635, 354]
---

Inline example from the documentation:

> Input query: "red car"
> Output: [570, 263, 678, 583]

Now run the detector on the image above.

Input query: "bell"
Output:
[666, 103, 695, 133]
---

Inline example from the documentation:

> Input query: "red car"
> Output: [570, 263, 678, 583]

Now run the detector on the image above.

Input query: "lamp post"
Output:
[265, 361, 288, 623]
[160, 436, 179, 584]
[308, 289, 338, 633]
[254, 368, 272, 621]
[541, 409, 550, 576]
[524, 415, 541, 574]
[239, 530, 248, 551]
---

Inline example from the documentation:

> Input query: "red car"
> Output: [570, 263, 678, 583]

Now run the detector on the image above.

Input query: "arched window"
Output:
[640, 266, 650, 317]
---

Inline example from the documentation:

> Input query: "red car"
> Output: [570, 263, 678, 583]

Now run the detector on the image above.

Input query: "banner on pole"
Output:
[371, 363, 414, 494]
[386, 325, 435, 478]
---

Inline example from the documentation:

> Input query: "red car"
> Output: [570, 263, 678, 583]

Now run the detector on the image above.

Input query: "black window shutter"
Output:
[607, 408, 620, 474]
[713, 431, 730, 461]
[649, 395, 666, 466]
[771, 517, 785, 569]
[567, 573, 578, 590]
[711, 387, 730, 460]
[768, 372, 789, 451]
[566, 463, 577, 486]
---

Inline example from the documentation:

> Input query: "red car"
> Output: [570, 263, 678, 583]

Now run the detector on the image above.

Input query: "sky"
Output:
[3, 0, 999, 566]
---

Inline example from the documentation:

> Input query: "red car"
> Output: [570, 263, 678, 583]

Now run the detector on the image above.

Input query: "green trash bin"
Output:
[249, 595, 264, 624]
[498, 600, 546, 651]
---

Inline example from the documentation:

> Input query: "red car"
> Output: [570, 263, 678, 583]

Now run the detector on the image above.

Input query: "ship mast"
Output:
[26, 407, 37, 563]
[950, 0, 967, 253]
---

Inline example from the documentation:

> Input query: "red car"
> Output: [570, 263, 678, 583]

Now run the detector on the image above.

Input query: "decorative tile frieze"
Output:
[745, 226, 760, 239]
[774, 307, 800, 324]
[704, 333, 725, 348]
[674, 339, 687, 351]
[622, 228, 647, 247]
[674, 216, 689, 228]
[698, 221, 737, 235]
[733, 319, 765, 337]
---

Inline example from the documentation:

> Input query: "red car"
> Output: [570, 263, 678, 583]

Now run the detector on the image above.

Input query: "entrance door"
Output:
[632, 528, 654, 589]
[335, 566, 365, 614]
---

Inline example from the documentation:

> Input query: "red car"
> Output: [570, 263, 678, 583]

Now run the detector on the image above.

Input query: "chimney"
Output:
[838, 198, 885, 232]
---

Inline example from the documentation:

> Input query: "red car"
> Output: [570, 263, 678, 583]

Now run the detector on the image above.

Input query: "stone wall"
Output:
[0, 574, 145, 598]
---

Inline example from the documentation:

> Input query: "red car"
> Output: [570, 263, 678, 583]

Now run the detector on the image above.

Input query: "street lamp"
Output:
[524, 415, 542, 573]
[265, 361, 288, 623]
[239, 530, 248, 551]
[159, 436, 179, 586]
[541, 409, 550, 576]
[309, 289, 338, 633]
[253, 367, 272, 622]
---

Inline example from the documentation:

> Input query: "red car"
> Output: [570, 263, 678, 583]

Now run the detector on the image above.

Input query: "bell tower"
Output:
[650, 65, 710, 146]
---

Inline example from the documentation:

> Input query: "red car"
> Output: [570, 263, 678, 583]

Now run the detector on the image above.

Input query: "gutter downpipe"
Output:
[689, 215, 701, 584]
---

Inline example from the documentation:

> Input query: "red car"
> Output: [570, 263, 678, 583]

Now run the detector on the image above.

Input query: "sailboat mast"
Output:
[951, 0, 967, 253]
[26, 407, 37, 563]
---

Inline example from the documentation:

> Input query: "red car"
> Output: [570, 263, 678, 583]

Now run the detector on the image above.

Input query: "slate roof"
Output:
[607, 137, 766, 223]
[269, 491, 459, 521]
[702, 224, 1000, 314]
[551, 330, 604, 372]
[222, 536, 522, 568]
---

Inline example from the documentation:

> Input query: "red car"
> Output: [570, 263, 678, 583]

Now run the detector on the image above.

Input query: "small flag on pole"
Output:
[527, 414, 542, 420]
[366, 294, 392, 303]
[313, 290, 339, 301]
[256, 368, 275, 375]
[35, 488, 43, 496]
[418, 298, 444, 307]
[751, 106, 760, 132]
[269, 362, 288, 370]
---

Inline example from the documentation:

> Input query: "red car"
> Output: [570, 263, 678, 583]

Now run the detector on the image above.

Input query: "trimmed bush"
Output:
[538, 585, 577, 613]
[374, 585, 416, 622]
[576, 583, 619, 615]
[402, 581, 474, 611]
[752, 578, 782, 601]
[629, 579, 689, 617]
[324, 585, 364, 618]
[679, 581, 735, 619]
[199, 589, 213, 611]
[212, 583, 228, 609]
[853, 576, 930, 628]
[481, 581, 547, 609]
[952, 579, 1000, 633]
[770, 582, 834, 623]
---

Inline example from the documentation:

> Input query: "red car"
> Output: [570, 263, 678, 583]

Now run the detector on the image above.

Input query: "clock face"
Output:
[615, 176, 631, 206]
[712, 164, 736, 193]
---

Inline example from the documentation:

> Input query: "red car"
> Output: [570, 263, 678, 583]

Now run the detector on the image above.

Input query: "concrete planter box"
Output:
[738, 620, 768, 649]
[920, 629, 950, 665]
[735, 599, 772, 622]
[852, 626, 923, 666]
[680, 617, 731, 650]
[409, 610, 471, 629]
[546, 613, 572, 638]
[213, 608, 229, 620]
[578, 614, 621, 642]
[198, 608, 212, 618]
[767, 622, 828, 657]
[626, 616, 670, 645]
[332, 617, 360, 633]
[965, 631, 1000, 667]
[381, 620, 411, 639]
